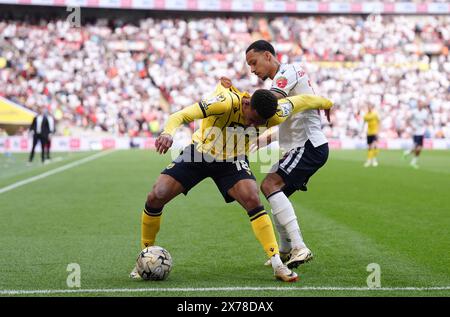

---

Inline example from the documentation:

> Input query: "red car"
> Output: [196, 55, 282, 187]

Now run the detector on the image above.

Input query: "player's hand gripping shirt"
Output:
[163, 83, 332, 160]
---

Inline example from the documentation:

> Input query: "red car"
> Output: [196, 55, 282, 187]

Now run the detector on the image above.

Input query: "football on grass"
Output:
[136, 246, 173, 281]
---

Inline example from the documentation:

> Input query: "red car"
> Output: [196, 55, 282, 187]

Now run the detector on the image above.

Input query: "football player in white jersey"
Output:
[246, 40, 330, 268]
[403, 102, 431, 169]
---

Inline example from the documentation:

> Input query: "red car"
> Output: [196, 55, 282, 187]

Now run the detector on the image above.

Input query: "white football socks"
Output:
[271, 212, 291, 253]
[268, 191, 306, 250]
[270, 254, 283, 269]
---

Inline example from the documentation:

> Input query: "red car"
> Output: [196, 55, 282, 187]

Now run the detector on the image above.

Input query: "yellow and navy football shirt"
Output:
[363, 111, 380, 136]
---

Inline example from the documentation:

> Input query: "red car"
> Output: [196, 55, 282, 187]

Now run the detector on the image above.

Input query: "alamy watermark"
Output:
[66, 7, 81, 28]
[366, 263, 381, 288]
[66, 263, 81, 288]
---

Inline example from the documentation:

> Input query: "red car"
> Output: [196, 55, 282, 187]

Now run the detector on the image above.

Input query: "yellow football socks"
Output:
[368, 148, 379, 160]
[141, 209, 162, 249]
[249, 209, 279, 258]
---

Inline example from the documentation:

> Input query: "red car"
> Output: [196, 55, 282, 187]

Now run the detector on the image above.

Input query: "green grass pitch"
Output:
[0, 149, 449, 297]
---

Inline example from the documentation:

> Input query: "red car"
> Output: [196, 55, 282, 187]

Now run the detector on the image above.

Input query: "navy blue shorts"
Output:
[275, 140, 329, 197]
[413, 135, 424, 147]
[367, 135, 377, 145]
[161, 144, 255, 203]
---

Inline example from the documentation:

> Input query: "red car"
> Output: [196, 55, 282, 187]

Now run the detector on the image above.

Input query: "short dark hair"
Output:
[245, 40, 276, 56]
[250, 89, 278, 120]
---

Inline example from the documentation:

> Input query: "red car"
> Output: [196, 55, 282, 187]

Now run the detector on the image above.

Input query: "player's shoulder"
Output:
[200, 88, 232, 111]
[272, 63, 307, 95]
[275, 63, 306, 79]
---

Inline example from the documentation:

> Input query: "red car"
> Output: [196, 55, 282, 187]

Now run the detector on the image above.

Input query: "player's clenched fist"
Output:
[155, 133, 173, 154]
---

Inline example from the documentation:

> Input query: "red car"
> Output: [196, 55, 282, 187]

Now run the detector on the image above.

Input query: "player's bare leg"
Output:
[261, 173, 313, 269]
[403, 147, 413, 159]
[228, 179, 297, 282]
[131, 174, 185, 279]
[146, 174, 185, 209]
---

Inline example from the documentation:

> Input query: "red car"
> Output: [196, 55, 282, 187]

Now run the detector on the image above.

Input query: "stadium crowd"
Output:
[0, 14, 449, 139]
[280, 0, 449, 2]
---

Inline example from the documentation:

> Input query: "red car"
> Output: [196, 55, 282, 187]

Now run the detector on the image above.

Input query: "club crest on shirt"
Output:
[200, 93, 226, 110]
[276, 76, 288, 89]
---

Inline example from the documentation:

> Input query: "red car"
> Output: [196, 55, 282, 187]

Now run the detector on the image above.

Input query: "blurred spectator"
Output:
[28, 107, 53, 163]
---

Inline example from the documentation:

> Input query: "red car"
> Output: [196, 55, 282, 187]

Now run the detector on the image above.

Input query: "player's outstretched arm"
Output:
[162, 104, 204, 136]
[267, 94, 333, 127]
[156, 104, 204, 154]
[157, 89, 231, 154]
[287, 94, 333, 113]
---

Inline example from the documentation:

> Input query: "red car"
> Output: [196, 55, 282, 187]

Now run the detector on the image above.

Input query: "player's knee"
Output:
[260, 181, 270, 197]
[242, 194, 262, 212]
[148, 183, 171, 205]
[260, 179, 276, 197]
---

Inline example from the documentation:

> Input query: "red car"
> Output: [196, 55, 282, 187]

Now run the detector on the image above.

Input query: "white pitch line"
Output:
[0, 151, 114, 195]
[1, 286, 450, 295]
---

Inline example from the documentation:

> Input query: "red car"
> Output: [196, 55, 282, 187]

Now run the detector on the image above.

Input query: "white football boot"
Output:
[285, 247, 313, 269]
[274, 264, 298, 282]
[372, 158, 379, 167]
[129, 265, 141, 280]
[264, 251, 290, 266]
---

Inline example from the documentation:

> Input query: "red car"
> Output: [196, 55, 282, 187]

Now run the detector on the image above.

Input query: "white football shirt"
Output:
[411, 108, 428, 136]
[270, 63, 327, 152]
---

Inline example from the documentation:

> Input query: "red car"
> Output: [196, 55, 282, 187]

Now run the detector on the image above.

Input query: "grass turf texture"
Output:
[1, 150, 449, 297]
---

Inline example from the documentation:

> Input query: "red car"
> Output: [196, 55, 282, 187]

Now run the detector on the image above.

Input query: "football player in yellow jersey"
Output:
[130, 80, 332, 282]
[362, 105, 380, 167]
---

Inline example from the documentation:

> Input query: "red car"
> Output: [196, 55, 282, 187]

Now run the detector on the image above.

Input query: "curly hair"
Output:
[245, 40, 276, 56]
[250, 89, 278, 120]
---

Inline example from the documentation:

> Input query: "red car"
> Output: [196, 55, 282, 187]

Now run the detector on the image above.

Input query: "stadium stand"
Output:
[0, 5, 449, 141]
